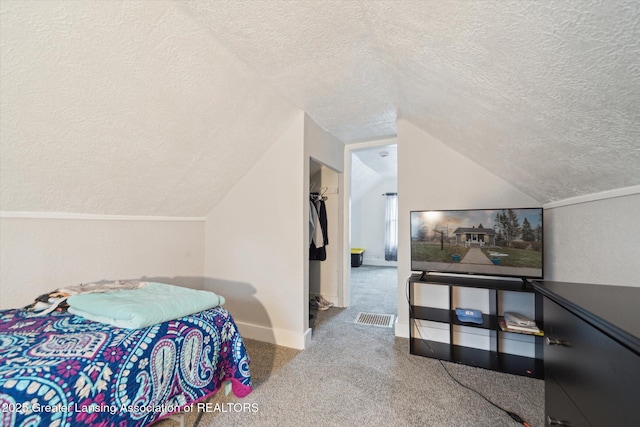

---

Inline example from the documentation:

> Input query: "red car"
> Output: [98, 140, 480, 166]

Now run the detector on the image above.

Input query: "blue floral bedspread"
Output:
[0, 307, 252, 426]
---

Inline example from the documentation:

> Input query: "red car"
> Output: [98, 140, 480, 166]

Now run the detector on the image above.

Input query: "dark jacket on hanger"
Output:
[309, 194, 328, 261]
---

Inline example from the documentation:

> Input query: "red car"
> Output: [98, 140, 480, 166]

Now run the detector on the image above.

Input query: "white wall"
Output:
[396, 119, 539, 338]
[0, 216, 205, 309]
[544, 187, 640, 287]
[351, 177, 398, 266]
[204, 112, 343, 350]
[304, 115, 345, 172]
[204, 112, 306, 349]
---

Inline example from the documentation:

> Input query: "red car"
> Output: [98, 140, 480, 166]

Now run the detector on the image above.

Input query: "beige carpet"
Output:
[156, 266, 543, 427]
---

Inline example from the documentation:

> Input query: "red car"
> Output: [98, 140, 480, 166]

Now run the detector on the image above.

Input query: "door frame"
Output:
[341, 137, 397, 308]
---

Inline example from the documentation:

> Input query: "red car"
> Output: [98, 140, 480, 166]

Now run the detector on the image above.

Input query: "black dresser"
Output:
[532, 280, 640, 427]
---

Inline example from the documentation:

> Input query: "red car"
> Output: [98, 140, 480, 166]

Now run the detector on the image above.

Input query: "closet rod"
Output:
[311, 186, 339, 195]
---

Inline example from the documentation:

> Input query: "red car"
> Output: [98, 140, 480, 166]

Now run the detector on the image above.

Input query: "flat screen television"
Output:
[411, 208, 543, 279]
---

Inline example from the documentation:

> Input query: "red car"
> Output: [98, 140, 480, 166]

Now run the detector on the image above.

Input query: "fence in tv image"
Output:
[410, 208, 543, 278]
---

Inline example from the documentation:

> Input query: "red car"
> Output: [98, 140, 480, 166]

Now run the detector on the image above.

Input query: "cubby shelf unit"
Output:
[409, 273, 544, 379]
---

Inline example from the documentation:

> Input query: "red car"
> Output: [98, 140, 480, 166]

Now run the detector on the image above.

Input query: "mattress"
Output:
[0, 306, 252, 426]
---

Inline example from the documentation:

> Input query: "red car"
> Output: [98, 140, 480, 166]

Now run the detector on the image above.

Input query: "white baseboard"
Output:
[361, 259, 398, 267]
[395, 321, 410, 338]
[303, 327, 312, 348]
[234, 320, 308, 350]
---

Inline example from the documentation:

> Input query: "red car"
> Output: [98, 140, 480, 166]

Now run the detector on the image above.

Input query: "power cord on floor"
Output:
[405, 277, 532, 427]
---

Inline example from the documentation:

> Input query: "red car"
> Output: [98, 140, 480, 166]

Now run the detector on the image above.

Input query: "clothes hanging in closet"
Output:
[309, 200, 322, 247]
[309, 193, 328, 261]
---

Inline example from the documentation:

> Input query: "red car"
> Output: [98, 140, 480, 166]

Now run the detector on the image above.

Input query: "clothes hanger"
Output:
[319, 187, 328, 201]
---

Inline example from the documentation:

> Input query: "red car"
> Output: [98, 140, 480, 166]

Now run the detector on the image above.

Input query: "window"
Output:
[384, 193, 398, 261]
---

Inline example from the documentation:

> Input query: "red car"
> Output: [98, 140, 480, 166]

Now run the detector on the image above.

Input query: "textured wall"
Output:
[545, 192, 640, 287]
[0, 1, 297, 216]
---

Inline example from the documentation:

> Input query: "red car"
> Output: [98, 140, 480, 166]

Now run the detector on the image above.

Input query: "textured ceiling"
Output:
[180, 0, 640, 204]
[1, 1, 639, 216]
[0, 1, 298, 216]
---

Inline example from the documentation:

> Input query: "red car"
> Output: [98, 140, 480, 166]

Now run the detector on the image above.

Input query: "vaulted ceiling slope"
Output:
[351, 145, 397, 202]
[2, 1, 638, 217]
[180, 0, 640, 204]
[0, 1, 299, 216]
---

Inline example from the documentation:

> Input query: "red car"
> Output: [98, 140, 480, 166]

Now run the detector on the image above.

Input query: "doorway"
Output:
[344, 139, 398, 313]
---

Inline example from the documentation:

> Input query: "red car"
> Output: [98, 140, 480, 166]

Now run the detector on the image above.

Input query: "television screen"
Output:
[411, 208, 543, 278]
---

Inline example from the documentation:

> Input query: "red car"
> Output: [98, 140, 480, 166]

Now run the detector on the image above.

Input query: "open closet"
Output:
[308, 159, 340, 330]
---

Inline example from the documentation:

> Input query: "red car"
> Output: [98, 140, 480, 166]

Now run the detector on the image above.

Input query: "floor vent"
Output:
[354, 312, 394, 328]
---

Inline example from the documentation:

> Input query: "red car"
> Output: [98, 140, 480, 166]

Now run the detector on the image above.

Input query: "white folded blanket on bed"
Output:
[67, 282, 225, 329]
[59, 280, 148, 295]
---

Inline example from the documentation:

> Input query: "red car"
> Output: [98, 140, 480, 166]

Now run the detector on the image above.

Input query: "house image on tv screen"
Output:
[410, 208, 543, 278]
[453, 225, 496, 247]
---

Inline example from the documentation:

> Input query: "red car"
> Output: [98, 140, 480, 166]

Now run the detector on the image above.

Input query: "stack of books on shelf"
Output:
[499, 312, 543, 336]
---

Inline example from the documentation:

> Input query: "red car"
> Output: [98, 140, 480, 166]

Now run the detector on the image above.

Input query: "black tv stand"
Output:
[409, 273, 543, 379]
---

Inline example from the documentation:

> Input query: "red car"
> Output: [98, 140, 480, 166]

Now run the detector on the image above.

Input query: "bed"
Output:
[0, 301, 252, 426]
